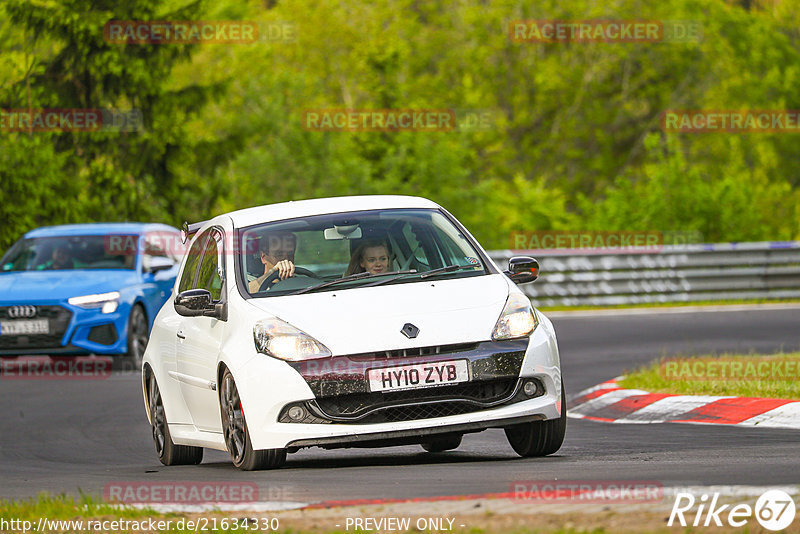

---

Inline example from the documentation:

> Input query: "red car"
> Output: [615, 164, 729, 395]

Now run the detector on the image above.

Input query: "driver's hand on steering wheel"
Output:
[269, 259, 295, 280]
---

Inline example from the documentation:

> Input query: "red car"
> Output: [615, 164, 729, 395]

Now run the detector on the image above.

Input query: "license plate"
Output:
[367, 359, 469, 392]
[0, 319, 49, 335]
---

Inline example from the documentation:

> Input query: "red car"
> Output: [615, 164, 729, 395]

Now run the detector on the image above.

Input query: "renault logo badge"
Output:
[400, 323, 419, 339]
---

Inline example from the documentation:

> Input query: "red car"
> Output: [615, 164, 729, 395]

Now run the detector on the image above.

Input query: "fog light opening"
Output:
[287, 405, 307, 421]
[522, 379, 540, 397]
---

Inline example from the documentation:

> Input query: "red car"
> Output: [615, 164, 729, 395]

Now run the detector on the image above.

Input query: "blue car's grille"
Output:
[0, 306, 73, 350]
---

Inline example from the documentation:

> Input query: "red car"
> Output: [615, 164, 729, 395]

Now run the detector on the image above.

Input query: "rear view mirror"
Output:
[324, 224, 362, 240]
[504, 256, 539, 284]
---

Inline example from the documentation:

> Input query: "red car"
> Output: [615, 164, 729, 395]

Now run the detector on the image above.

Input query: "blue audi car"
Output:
[0, 223, 184, 366]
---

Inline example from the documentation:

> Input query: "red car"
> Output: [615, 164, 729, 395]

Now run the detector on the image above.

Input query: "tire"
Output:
[219, 369, 286, 471]
[126, 304, 149, 369]
[421, 434, 462, 453]
[148, 373, 203, 466]
[505, 381, 567, 457]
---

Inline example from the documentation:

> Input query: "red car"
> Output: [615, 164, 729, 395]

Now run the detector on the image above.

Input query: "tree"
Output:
[0, 0, 236, 249]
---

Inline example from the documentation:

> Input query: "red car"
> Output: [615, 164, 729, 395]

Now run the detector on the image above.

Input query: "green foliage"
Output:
[0, 134, 78, 243]
[0, 0, 233, 250]
[1, 0, 799, 251]
[583, 133, 800, 241]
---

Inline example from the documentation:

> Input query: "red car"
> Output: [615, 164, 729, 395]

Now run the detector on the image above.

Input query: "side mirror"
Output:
[504, 256, 539, 285]
[143, 255, 174, 273]
[174, 289, 217, 317]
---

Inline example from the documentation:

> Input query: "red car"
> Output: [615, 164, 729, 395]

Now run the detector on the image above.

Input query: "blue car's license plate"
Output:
[0, 319, 49, 335]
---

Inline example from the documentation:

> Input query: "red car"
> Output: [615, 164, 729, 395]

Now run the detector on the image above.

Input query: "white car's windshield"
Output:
[240, 208, 487, 297]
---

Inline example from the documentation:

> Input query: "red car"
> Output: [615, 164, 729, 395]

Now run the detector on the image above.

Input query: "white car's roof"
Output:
[224, 195, 441, 228]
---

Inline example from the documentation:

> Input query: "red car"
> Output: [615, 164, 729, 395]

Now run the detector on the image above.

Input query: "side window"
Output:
[431, 225, 467, 265]
[402, 222, 446, 269]
[145, 237, 168, 259]
[196, 230, 224, 301]
[146, 232, 184, 263]
[144, 235, 169, 267]
[178, 233, 206, 293]
[401, 223, 430, 268]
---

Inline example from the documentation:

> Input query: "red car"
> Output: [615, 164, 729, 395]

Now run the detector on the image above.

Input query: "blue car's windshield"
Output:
[1, 235, 138, 271]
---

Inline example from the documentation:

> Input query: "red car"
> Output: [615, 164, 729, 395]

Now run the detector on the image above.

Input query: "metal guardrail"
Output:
[488, 242, 800, 307]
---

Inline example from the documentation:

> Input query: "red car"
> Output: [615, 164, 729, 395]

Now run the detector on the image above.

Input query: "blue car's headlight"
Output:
[68, 291, 121, 313]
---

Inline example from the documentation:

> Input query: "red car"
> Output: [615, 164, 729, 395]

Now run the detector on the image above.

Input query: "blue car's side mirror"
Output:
[143, 255, 175, 274]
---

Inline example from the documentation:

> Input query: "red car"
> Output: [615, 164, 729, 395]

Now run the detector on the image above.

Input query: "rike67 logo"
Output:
[668, 489, 796, 531]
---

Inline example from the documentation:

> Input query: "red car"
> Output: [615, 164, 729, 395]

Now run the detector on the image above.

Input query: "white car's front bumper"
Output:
[267, 386, 560, 450]
[234, 313, 562, 451]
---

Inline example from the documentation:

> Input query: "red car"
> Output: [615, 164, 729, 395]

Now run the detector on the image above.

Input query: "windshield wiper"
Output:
[419, 264, 479, 279]
[290, 265, 477, 295]
[363, 264, 480, 288]
[290, 270, 418, 295]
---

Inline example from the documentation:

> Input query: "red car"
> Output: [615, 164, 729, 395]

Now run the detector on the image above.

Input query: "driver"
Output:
[248, 232, 297, 292]
[48, 245, 75, 270]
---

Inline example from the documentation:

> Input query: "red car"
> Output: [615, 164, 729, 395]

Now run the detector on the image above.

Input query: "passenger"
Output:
[249, 232, 297, 292]
[345, 239, 392, 276]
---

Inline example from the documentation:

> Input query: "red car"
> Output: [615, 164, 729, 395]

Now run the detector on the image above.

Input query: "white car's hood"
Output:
[244, 274, 510, 355]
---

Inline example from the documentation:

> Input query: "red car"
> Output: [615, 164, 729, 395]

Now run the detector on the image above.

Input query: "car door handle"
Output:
[176, 330, 186, 339]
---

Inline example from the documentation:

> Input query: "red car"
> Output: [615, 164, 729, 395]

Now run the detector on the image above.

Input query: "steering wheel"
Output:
[258, 267, 319, 292]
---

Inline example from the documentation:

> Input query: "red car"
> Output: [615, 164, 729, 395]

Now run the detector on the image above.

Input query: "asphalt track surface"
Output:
[1, 306, 799, 504]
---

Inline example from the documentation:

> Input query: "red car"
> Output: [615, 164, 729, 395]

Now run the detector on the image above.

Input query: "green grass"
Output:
[0, 493, 764, 533]
[618, 351, 800, 399]
[0, 493, 162, 521]
[538, 297, 800, 312]
[0, 493, 622, 533]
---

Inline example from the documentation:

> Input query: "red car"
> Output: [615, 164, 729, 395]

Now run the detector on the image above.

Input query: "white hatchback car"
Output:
[142, 196, 565, 470]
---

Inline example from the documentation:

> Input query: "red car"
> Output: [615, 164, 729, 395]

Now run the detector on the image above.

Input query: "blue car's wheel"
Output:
[126, 304, 149, 369]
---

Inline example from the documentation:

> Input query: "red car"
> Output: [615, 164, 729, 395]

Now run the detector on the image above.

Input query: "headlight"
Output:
[253, 318, 332, 361]
[68, 292, 120, 313]
[492, 292, 538, 340]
